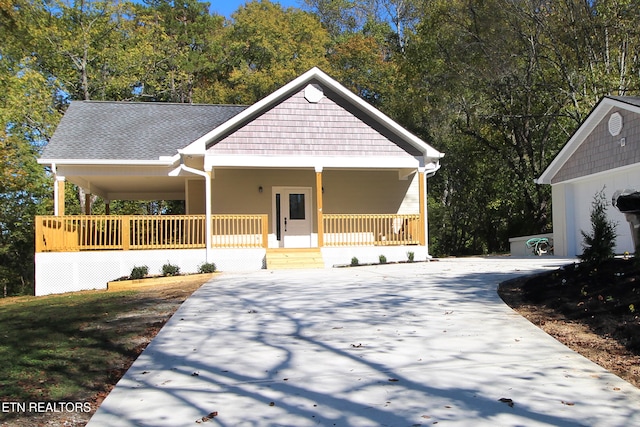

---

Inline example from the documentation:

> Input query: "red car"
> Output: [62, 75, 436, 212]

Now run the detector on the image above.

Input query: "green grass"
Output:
[0, 290, 156, 402]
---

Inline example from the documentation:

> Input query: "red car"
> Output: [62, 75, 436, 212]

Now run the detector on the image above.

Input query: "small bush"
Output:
[350, 256, 359, 266]
[129, 265, 149, 280]
[161, 262, 180, 277]
[198, 262, 217, 273]
[579, 188, 617, 266]
[407, 251, 415, 263]
[379, 254, 387, 264]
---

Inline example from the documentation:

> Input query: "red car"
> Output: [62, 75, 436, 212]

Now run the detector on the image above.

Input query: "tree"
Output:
[579, 188, 617, 265]
[399, 0, 640, 255]
[136, 0, 227, 103]
[29, 0, 158, 101]
[216, 0, 330, 104]
[0, 62, 57, 295]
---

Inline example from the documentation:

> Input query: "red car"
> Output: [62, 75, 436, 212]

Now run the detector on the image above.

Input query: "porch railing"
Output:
[35, 213, 420, 252]
[35, 214, 268, 252]
[323, 214, 421, 246]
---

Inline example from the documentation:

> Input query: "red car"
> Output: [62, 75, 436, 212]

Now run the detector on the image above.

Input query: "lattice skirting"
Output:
[35, 248, 266, 296]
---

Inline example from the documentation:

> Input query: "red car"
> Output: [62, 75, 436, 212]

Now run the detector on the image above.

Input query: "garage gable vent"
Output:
[608, 112, 623, 136]
[304, 84, 324, 103]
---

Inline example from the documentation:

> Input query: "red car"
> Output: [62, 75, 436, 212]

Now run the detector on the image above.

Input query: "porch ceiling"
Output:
[67, 174, 187, 201]
[61, 164, 423, 202]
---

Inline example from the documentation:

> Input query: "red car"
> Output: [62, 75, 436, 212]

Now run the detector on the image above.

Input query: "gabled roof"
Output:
[40, 102, 248, 164]
[536, 96, 640, 184]
[40, 67, 443, 168]
[182, 67, 444, 161]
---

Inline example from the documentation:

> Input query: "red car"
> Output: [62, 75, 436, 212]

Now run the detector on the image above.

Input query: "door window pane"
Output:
[289, 194, 305, 219]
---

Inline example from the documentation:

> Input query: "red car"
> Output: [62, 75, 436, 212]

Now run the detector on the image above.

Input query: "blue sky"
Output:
[209, 0, 303, 18]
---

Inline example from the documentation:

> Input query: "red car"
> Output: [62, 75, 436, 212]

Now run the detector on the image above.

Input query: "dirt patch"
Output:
[498, 258, 640, 388]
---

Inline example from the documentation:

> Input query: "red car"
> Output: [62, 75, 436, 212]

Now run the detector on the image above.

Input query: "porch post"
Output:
[418, 168, 426, 246]
[204, 167, 213, 262]
[54, 176, 65, 216]
[315, 166, 324, 247]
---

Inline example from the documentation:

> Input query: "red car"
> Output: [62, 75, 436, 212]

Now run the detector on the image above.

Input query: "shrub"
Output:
[161, 262, 180, 277]
[198, 262, 217, 273]
[407, 251, 415, 263]
[129, 265, 149, 280]
[379, 254, 387, 264]
[579, 188, 617, 266]
[350, 256, 359, 266]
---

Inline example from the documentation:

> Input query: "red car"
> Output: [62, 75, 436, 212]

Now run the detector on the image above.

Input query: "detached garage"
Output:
[537, 96, 640, 257]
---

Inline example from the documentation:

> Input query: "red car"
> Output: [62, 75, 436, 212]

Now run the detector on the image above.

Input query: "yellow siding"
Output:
[323, 170, 416, 214]
[186, 179, 206, 214]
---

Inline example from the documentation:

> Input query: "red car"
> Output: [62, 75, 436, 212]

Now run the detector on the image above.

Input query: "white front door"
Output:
[273, 187, 312, 248]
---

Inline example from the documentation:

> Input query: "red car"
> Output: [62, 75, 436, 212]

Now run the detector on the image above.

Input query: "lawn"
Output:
[0, 277, 207, 426]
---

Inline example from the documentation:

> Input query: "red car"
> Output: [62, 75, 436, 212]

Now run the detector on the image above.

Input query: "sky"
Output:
[209, 0, 303, 18]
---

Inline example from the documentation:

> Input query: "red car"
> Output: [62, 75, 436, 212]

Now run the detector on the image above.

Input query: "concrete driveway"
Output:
[87, 257, 640, 426]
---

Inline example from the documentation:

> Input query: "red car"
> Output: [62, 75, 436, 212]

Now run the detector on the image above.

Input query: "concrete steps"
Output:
[266, 248, 325, 269]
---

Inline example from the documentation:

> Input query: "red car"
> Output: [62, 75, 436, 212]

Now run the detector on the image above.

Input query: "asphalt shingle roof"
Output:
[41, 101, 248, 161]
[606, 95, 640, 108]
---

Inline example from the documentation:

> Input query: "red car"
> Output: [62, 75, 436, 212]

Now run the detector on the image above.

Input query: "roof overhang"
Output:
[536, 96, 640, 184]
[37, 157, 179, 167]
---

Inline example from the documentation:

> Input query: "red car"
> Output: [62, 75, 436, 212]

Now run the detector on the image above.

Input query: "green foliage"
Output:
[2, 0, 640, 291]
[198, 262, 217, 274]
[161, 262, 180, 277]
[378, 254, 387, 264]
[219, 0, 330, 104]
[579, 189, 618, 266]
[0, 57, 56, 295]
[129, 266, 149, 280]
[350, 256, 359, 266]
[406, 251, 415, 263]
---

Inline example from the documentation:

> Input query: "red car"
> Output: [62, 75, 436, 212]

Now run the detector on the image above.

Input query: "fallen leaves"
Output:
[195, 411, 218, 423]
[498, 398, 514, 407]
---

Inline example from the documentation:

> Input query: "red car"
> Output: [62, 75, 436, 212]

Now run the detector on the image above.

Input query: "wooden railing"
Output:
[323, 214, 421, 246]
[35, 213, 421, 252]
[35, 215, 268, 252]
[211, 215, 269, 248]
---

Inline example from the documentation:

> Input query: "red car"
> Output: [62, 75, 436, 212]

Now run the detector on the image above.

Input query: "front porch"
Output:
[34, 213, 427, 295]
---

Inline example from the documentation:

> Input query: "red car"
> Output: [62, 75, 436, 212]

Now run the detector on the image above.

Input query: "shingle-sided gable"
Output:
[42, 101, 248, 161]
[208, 85, 422, 158]
[551, 106, 640, 184]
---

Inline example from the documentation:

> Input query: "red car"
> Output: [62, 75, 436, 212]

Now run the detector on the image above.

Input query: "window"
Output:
[289, 194, 305, 219]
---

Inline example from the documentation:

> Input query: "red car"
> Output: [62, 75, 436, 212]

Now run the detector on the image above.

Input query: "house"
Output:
[536, 96, 640, 257]
[35, 67, 444, 295]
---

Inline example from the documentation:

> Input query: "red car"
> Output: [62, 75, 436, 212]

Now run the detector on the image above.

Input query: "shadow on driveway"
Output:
[87, 258, 640, 427]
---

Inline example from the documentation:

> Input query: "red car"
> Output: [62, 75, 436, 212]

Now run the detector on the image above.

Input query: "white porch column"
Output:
[418, 168, 427, 247]
[204, 167, 213, 262]
[54, 175, 65, 216]
[315, 165, 324, 247]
